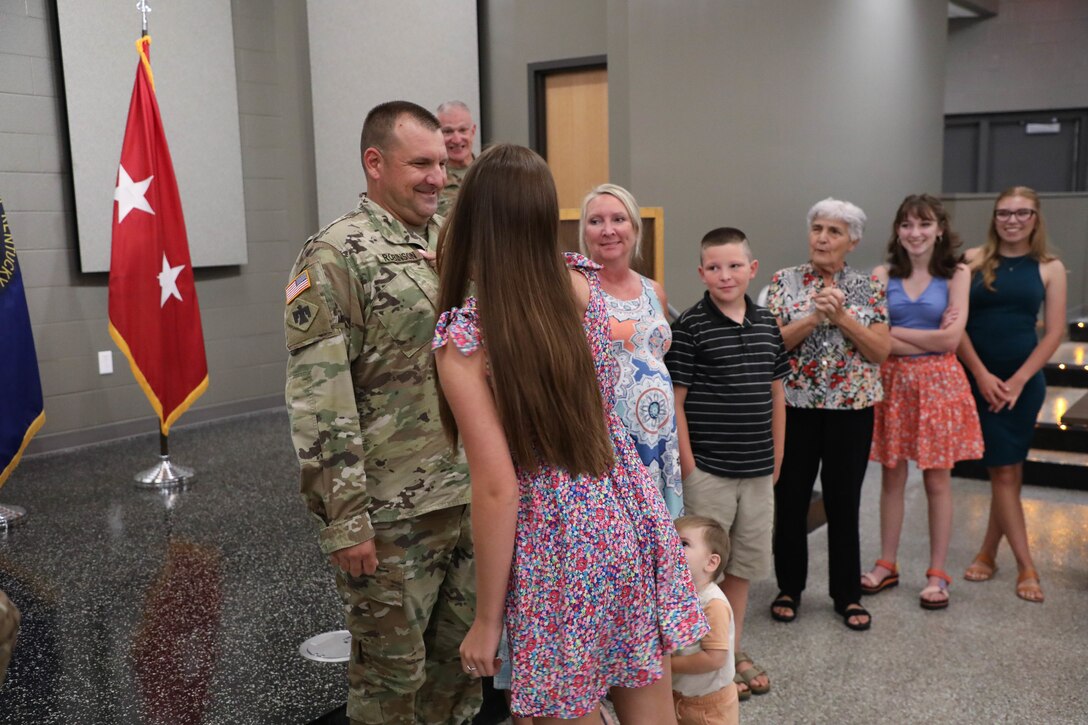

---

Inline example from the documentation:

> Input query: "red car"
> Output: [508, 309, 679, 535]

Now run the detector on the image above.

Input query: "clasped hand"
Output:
[976, 370, 1024, 413]
[812, 287, 846, 323]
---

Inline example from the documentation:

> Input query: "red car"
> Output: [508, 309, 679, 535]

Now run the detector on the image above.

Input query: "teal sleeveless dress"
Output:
[964, 256, 1047, 466]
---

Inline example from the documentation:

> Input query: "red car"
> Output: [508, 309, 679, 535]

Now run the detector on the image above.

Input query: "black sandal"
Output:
[770, 593, 800, 623]
[836, 602, 871, 631]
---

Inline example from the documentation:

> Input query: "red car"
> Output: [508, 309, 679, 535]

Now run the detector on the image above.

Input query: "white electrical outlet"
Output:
[98, 350, 114, 375]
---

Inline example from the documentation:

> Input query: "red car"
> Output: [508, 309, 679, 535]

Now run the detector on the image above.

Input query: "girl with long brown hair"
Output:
[432, 143, 706, 724]
[862, 194, 983, 610]
[958, 186, 1066, 603]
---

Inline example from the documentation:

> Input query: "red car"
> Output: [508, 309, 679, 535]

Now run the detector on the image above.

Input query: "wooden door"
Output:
[544, 68, 608, 209]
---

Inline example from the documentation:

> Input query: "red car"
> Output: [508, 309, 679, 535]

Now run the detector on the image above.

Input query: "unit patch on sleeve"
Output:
[287, 298, 318, 332]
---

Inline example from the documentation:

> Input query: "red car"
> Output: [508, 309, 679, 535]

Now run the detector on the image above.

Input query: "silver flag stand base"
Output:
[134, 455, 195, 491]
[0, 504, 28, 528]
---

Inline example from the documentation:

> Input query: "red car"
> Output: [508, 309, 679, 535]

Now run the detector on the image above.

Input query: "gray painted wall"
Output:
[618, 1, 948, 309]
[479, 0, 607, 147]
[307, 0, 480, 225]
[8, 0, 318, 455]
[945, 0, 1088, 114]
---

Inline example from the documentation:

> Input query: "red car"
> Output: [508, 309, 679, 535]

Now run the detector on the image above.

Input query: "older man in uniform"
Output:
[284, 101, 477, 725]
[435, 100, 477, 217]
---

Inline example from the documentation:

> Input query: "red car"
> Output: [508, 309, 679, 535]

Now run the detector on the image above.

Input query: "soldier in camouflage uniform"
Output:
[285, 101, 478, 725]
[435, 101, 476, 218]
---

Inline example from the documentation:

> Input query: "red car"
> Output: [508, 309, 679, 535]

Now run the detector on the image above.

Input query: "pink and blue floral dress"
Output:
[432, 253, 707, 719]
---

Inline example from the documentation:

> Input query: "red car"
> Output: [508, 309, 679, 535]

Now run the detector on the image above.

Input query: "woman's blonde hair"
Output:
[436, 144, 614, 477]
[578, 183, 643, 262]
[974, 186, 1054, 291]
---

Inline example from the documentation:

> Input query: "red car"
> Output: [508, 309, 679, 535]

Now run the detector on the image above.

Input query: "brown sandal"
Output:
[1016, 568, 1044, 603]
[964, 553, 997, 582]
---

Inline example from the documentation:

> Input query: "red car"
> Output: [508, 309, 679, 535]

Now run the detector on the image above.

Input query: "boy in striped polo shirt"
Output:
[665, 227, 789, 700]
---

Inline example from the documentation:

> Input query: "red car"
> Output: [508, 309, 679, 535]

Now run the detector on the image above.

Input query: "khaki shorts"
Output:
[682, 468, 773, 580]
[673, 683, 739, 725]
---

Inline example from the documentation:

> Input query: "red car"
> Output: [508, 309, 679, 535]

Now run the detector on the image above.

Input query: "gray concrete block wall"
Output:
[2, 0, 316, 455]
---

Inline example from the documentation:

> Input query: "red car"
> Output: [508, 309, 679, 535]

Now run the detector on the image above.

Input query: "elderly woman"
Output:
[766, 198, 890, 631]
[580, 183, 683, 518]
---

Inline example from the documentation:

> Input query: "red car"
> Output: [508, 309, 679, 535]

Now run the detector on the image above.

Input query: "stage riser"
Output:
[953, 460, 1088, 492]
[1044, 367, 1088, 388]
[1032, 426, 1088, 453]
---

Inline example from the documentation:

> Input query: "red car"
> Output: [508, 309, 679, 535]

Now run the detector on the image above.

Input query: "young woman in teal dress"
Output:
[957, 186, 1067, 603]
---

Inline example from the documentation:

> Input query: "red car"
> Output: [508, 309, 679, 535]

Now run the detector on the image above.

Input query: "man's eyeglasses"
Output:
[994, 208, 1036, 221]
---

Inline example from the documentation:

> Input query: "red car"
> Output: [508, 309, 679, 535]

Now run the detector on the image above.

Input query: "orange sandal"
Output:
[1016, 568, 1044, 603]
[964, 553, 997, 582]
[920, 568, 951, 610]
[860, 559, 899, 595]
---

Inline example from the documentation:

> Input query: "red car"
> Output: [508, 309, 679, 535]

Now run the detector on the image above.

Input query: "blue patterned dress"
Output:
[602, 277, 684, 518]
[432, 254, 707, 719]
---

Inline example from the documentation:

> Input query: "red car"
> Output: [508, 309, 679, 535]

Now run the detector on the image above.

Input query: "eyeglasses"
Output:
[994, 208, 1036, 221]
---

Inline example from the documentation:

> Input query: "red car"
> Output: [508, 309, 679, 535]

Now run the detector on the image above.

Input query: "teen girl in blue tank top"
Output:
[862, 194, 983, 610]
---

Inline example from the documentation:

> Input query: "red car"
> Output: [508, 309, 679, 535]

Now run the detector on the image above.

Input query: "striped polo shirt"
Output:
[666, 293, 789, 478]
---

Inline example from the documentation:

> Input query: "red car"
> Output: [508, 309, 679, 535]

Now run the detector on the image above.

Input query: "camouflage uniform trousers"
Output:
[339, 504, 480, 725]
[0, 588, 19, 685]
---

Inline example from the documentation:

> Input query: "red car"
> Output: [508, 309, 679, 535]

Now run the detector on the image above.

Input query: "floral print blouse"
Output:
[766, 263, 888, 410]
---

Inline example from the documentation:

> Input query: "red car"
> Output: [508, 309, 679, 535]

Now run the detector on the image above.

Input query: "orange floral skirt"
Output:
[871, 352, 983, 470]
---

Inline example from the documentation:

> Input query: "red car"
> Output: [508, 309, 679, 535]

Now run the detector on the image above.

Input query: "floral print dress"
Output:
[432, 253, 707, 719]
[603, 276, 684, 518]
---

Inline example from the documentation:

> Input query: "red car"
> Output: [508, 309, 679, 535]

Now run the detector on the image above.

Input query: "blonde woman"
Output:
[958, 186, 1067, 603]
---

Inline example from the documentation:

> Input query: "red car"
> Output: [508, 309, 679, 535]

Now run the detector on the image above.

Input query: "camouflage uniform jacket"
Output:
[285, 194, 469, 554]
[437, 163, 470, 218]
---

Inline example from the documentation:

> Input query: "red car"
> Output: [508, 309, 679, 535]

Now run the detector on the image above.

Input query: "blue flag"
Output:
[0, 197, 45, 488]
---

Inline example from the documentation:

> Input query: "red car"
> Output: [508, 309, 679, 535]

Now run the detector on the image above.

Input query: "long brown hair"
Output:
[974, 186, 1055, 291]
[435, 144, 614, 477]
[884, 194, 962, 279]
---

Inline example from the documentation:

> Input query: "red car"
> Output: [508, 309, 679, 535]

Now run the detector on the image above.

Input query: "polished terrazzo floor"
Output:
[1, 410, 1086, 724]
[0, 411, 346, 724]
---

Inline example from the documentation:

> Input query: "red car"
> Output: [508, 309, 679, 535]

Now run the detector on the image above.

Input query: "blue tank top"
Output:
[887, 276, 948, 330]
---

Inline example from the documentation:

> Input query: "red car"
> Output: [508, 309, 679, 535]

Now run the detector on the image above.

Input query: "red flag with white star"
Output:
[108, 36, 208, 434]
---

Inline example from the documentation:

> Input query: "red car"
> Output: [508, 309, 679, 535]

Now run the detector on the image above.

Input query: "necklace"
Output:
[1002, 255, 1029, 272]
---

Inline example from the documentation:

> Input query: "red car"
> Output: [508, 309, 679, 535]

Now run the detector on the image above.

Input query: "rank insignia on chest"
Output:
[378, 252, 421, 264]
[285, 270, 311, 303]
[287, 298, 317, 332]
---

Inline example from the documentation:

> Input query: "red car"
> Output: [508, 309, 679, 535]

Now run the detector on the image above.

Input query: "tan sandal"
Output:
[964, 553, 997, 582]
[1016, 568, 1044, 603]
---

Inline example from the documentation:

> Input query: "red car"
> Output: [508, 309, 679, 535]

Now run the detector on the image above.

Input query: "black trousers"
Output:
[773, 406, 874, 611]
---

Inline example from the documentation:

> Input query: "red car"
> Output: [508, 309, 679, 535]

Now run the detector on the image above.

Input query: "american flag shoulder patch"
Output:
[285, 270, 311, 303]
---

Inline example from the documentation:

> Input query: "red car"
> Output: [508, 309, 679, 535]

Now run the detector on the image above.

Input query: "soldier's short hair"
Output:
[436, 100, 472, 116]
[361, 101, 441, 158]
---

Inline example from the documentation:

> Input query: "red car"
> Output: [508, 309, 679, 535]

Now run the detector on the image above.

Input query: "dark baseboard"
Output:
[23, 394, 285, 457]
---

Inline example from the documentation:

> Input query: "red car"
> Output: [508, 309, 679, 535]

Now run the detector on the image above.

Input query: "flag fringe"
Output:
[0, 410, 45, 489]
[108, 322, 206, 436]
